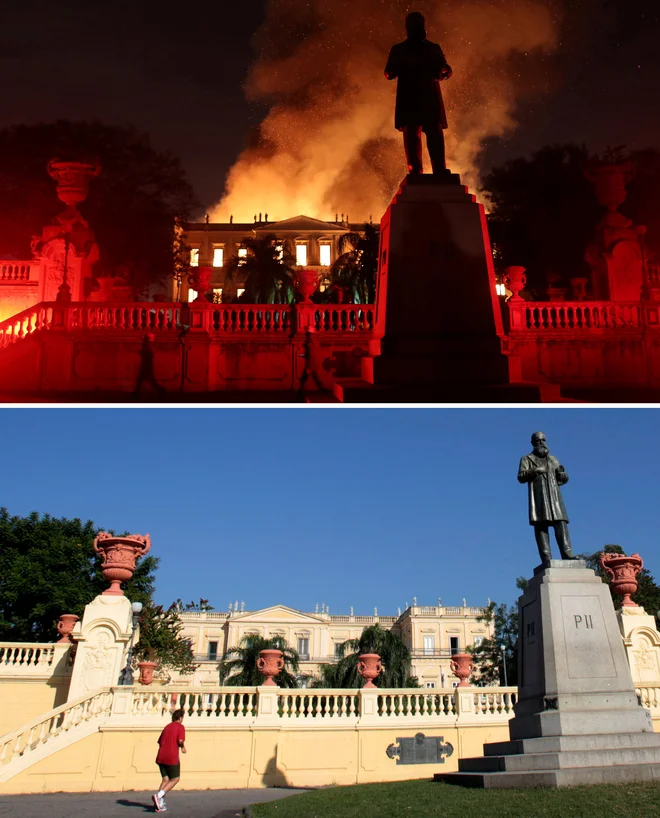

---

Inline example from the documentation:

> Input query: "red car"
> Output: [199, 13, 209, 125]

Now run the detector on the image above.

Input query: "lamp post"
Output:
[120, 601, 143, 685]
[500, 643, 508, 687]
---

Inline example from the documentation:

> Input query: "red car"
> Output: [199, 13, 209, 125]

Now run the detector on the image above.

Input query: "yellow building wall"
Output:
[0, 722, 512, 794]
[0, 679, 70, 737]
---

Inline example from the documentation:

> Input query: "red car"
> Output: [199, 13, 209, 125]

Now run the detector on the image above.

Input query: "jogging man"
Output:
[153, 709, 186, 812]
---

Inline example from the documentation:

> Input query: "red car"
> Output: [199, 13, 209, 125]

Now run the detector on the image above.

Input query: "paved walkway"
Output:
[0, 788, 304, 817]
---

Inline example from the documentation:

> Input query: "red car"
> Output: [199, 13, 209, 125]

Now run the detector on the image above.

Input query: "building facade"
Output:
[173, 602, 493, 688]
[180, 215, 365, 302]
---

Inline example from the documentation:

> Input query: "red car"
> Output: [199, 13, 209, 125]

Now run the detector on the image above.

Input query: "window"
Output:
[297, 637, 309, 658]
[208, 641, 218, 660]
[212, 288, 223, 304]
[423, 635, 435, 655]
[295, 244, 307, 266]
[275, 244, 284, 261]
[425, 682, 436, 689]
[213, 247, 224, 267]
[319, 244, 331, 267]
[190, 248, 199, 267]
[237, 288, 245, 299]
[238, 248, 247, 266]
[450, 637, 459, 655]
[188, 288, 198, 302]
[473, 636, 484, 648]
[334, 642, 344, 659]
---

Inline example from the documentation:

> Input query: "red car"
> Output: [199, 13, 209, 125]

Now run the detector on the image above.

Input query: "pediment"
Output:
[232, 605, 325, 624]
[255, 215, 347, 234]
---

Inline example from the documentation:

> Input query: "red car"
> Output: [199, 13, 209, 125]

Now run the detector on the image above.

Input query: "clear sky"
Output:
[2, 408, 658, 615]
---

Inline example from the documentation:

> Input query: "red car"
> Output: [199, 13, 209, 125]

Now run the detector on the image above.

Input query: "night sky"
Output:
[1, 0, 658, 214]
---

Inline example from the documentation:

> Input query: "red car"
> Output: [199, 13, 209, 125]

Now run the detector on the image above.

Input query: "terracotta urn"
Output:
[600, 552, 644, 608]
[189, 266, 213, 302]
[56, 614, 79, 644]
[357, 653, 383, 688]
[449, 652, 474, 687]
[137, 660, 158, 685]
[295, 268, 320, 303]
[47, 159, 101, 215]
[584, 161, 635, 215]
[502, 266, 526, 301]
[257, 649, 284, 686]
[93, 532, 152, 596]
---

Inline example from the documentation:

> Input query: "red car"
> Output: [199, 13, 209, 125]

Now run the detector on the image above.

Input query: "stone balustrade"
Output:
[508, 300, 642, 332]
[0, 644, 61, 674]
[0, 262, 35, 283]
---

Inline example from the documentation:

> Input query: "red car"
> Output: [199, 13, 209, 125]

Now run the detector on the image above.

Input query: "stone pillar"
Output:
[67, 593, 134, 701]
[618, 607, 660, 685]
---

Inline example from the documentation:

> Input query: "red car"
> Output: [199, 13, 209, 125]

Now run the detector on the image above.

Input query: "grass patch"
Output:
[253, 779, 660, 818]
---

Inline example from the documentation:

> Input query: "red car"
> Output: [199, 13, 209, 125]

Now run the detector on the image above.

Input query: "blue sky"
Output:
[1, 408, 658, 614]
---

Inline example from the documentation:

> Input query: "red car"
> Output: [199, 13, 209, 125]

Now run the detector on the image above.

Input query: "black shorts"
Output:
[158, 763, 180, 779]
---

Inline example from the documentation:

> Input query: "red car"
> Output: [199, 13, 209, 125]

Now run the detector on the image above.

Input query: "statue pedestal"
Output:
[438, 561, 660, 788]
[334, 174, 557, 402]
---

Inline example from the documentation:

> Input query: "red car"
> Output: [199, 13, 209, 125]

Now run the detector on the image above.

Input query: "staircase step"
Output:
[460, 745, 660, 773]
[484, 732, 660, 756]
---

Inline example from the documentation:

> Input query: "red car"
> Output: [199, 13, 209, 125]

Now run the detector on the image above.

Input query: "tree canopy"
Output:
[482, 143, 660, 296]
[134, 602, 197, 675]
[324, 223, 378, 305]
[225, 234, 296, 304]
[312, 624, 418, 689]
[0, 508, 158, 642]
[0, 121, 199, 296]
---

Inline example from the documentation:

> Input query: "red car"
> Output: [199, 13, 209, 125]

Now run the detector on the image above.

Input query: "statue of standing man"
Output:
[385, 12, 452, 175]
[518, 432, 578, 566]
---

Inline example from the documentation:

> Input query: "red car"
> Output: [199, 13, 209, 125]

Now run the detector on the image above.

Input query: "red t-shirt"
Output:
[156, 722, 185, 765]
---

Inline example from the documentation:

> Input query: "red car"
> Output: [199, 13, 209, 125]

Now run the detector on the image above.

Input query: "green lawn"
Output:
[252, 779, 660, 818]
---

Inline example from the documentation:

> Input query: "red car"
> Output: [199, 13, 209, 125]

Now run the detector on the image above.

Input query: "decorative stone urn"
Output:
[47, 159, 101, 225]
[357, 653, 383, 688]
[56, 614, 79, 644]
[189, 266, 213, 302]
[502, 266, 526, 301]
[295, 268, 320, 303]
[257, 649, 284, 686]
[93, 532, 152, 596]
[600, 552, 644, 608]
[584, 161, 635, 221]
[449, 652, 474, 687]
[137, 660, 158, 685]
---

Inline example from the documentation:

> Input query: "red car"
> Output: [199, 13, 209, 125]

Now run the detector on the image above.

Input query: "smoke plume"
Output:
[211, 0, 562, 223]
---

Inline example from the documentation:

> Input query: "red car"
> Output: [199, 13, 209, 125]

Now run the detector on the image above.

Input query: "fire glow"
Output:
[211, 0, 561, 223]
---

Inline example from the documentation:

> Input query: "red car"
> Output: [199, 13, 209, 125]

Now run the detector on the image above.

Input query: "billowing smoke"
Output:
[211, 0, 561, 223]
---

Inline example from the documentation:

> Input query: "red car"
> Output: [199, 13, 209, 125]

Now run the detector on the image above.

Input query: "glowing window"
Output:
[237, 288, 245, 299]
[190, 248, 199, 267]
[213, 247, 224, 267]
[319, 244, 331, 267]
[188, 288, 198, 302]
[295, 244, 307, 266]
[238, 248, 248, 266]
[275, 244, 283, 260]
[212, 288, 223, 303]
[495, 283, 506, 296]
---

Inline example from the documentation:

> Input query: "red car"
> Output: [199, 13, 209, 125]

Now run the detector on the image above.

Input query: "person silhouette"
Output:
[385, 12, 452, 175]
[134, 332, 166, 397]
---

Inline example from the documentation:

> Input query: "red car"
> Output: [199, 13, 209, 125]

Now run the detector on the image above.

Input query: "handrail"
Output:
[0, 688, 112, 775]
[508, 300, 642, 332]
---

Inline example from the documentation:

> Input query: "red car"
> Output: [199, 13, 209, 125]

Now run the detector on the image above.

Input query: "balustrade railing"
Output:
[279, 690, 360, 719]
[312, 305, 374, 332]
[0, 304, 53, 348]
[0, 644, 59, 673]
[636, 683, 660, 714]
[0, 688, 112, 774]
[131, 688, 259, 719]
[377, 690, 457, 718]
[70, 304, 182, 332]
[205, 305, 292, 333]
[0, 262, 35, 282]
[473, 689, 517, 717]
[508, 301, 642, 332]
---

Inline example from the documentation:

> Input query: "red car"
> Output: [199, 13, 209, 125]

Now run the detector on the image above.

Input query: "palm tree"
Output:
[224, 234, 297, 304]
[328, 223, 379, 304]
[312, 624, 418, 689]
[219, 633, 300, 688]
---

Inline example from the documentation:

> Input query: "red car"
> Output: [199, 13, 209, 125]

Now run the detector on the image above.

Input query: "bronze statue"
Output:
[384, 12, 452, 175]
[518, 432, 577, 566]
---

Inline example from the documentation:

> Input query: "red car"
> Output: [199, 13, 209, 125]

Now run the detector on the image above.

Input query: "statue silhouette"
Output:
[385, 12, 452, 175]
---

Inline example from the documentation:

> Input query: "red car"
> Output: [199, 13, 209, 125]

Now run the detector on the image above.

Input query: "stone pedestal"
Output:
[438, 561, 660, 788]
[67, 594, 134, 701]
[618, 606, 660, 685]
[335, 174, 555, 402]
